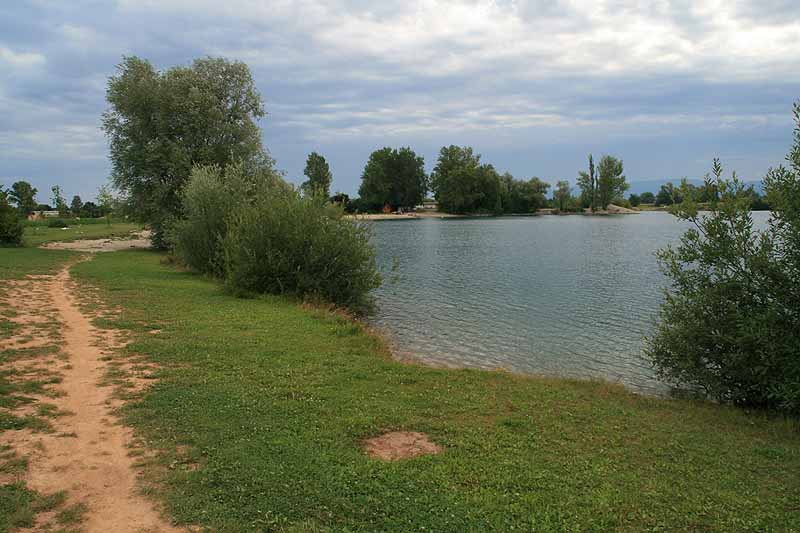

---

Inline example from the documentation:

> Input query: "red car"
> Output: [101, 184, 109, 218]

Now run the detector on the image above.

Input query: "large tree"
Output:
[639, 191, 656, 204]
[553, 180, 573, 211]
[430, 145, 493, 213]
[576, 154, 597, 211]
[301, 152, 333, 198]
[9, 181, 38, 216]
[500, 173, 550, 214]
[51, 185, 69, 217]
[0, 187, 24, 245]
[596, 155, 628, 209]
[70, 195, 83, 216]
[102, 56, 270, 247]
[655, 182, 681, 206]
[358, 147, 427, 210]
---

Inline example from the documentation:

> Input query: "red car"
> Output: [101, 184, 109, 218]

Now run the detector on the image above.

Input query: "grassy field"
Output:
[62, 250, 800, 531]
[22, 222, 141, 247]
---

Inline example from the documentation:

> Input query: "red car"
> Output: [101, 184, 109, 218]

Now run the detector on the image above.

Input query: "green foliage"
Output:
[613, 197, 633, 209]
[656, 182, 682, 206]
[224, 195, 381, 315]
[171, 163, 287, 276]
[46, 218, 69, 228]
[9, 181, 38, 216]
[50, 185, 69, 217]
[596, 155, 628, 209]
[628, 193, 641, 207]
[301, 152, 333, 198]
[102, 55, 270, 247]
[170, 165, 239, 276]
[639, 191, 655, 204]
[0, 188, 24, 246]
[80, 201, 102, 218]
[96, 184, 115, 217]
[553, 180, 574, 211]
[174, 163, 381, 315]
[431, 146, 549, 214]
[648, 106, 800, 414]
[430, 145, 483, 213]
[70, 195, 83, 216]
[499, 173, 550, 214]
[358, 147, 427, 211]
[576, 154, 628, 210]
[576, 154, 597, 211]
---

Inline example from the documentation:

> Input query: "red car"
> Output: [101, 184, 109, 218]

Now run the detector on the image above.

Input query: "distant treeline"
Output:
[1, 181, 117, 219]
[312, 146, 771, 214]
[314, 147, 631, 215]
[629, 181, 770, 210]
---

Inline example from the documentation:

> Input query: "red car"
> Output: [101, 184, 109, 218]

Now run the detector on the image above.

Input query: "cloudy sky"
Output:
[1, 0, 799, 201]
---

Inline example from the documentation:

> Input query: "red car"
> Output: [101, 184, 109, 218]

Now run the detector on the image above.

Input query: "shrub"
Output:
[170, 163, 291, 275]
[0, 189, 24, 246]
[170, 165, 238, 276]
[647, 105, 800, 413]
[223, 195, 381, 315]
[173, 163, 381, 315]
[612, 197, 632, 209]
[46, 218, 71, 228]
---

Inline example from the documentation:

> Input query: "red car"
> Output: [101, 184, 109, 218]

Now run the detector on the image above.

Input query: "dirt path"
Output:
[40, 231, 152, 253]
[2, 260, 179, 532]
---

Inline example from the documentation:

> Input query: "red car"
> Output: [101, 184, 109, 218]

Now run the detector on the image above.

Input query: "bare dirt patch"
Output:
[40, 230, 152, 253]
[364, 431, 441, 461]
[1, 260, 181, 531]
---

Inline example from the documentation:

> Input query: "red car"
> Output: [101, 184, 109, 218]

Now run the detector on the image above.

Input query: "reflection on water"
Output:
[370, 211, 771, 394]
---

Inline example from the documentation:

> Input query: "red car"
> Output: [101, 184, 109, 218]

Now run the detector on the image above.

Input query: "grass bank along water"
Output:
[64, 249, 800, 531]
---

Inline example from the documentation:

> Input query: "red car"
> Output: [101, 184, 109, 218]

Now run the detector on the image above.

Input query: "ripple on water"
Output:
[370, 212, 770, 395]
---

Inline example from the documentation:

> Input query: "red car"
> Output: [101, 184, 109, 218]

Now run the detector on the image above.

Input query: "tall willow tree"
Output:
[102, 56, 271, 247]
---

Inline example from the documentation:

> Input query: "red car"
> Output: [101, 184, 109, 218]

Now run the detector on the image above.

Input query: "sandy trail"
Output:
[40, 231, 152, 253]
[2, 260, 179, 532]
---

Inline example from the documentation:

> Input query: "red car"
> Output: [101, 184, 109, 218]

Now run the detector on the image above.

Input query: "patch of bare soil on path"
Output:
[1, 259, 180, 532]
[364, 431, 441, 461]
[40, 231, 152, 253]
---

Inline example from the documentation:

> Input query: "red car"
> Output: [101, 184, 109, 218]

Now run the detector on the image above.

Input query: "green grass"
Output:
[0, 248, 74, 280]
[22, 222, 141, 246]
[0, 483, 65, 532]
[70, 250, 800, 531]
[23, 217, 125, 227]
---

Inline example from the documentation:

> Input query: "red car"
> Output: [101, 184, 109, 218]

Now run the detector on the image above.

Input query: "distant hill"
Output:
[626, 179, 764, 197]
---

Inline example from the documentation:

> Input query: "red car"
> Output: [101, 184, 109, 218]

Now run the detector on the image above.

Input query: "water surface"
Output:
[371, 211, 770, 394]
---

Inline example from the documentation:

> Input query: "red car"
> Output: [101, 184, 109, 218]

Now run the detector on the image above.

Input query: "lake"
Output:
[371, 211, 771, 394]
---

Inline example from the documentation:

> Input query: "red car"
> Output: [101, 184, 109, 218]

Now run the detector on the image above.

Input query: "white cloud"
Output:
[0, 46, 45, 69]
[1, 0, 796, 193]
[115, 0, 800, 83]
